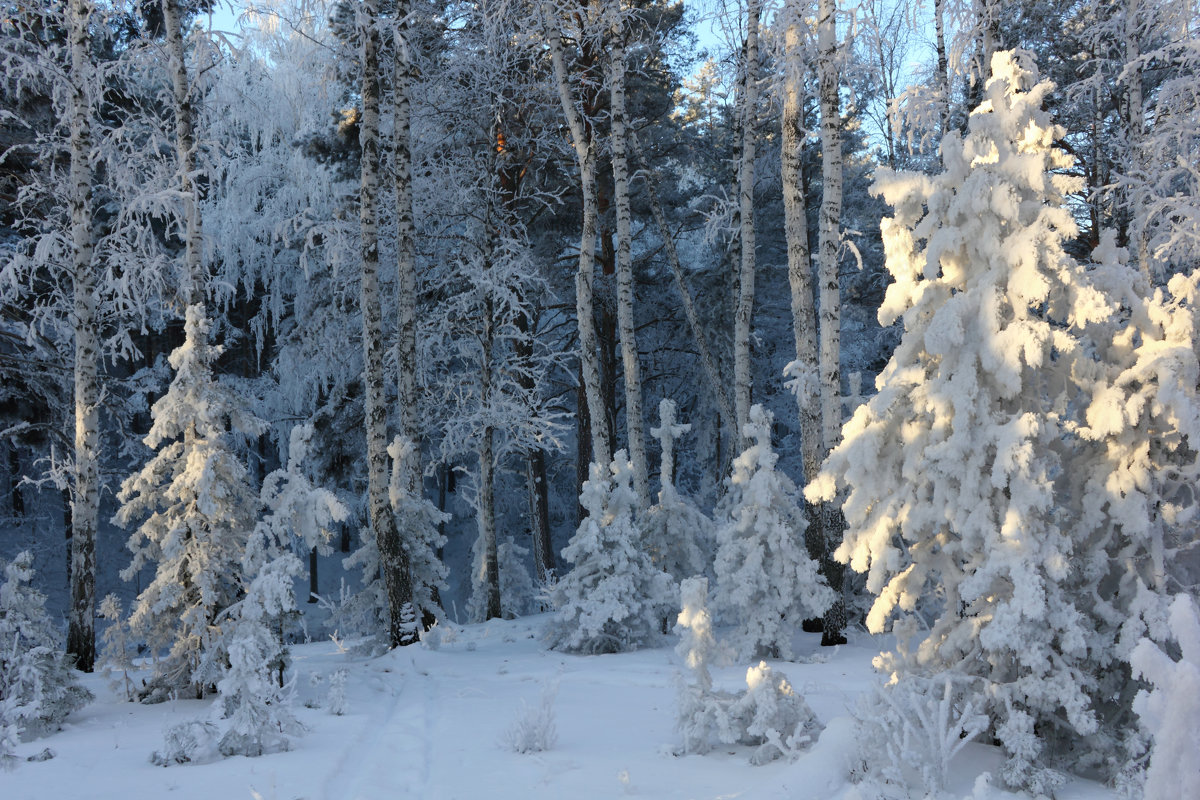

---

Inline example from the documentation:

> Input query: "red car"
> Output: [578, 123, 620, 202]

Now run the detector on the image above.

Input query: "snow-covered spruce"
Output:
[115, 305, 266, 701]
[641, 399, 712, 585]
[0, 551, 92, 765]
[547, 451, 675, 654]
[808, 50, 1158, 789]
[713, 405, 832, 660]
[97, 595, 136, 702]
[1130, 593, 1200, 800]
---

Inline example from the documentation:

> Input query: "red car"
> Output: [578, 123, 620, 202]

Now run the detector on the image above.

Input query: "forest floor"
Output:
[1, 614, 1119, 800]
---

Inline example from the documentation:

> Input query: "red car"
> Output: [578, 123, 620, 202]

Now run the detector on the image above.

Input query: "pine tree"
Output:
[115, 305, 264, 701]
[807, 51, 1129, 789]
[713, 405, 832, 660]
[547, 451, 675, 654]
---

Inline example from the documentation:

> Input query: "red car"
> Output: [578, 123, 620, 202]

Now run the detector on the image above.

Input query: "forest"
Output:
[1, 0, 1198, 797]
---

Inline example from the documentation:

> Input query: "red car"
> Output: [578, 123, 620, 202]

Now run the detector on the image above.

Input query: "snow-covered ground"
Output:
[0, 615, 1119, 800]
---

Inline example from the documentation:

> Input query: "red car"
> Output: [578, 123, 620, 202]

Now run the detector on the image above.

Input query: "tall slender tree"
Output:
[65, 0, 99, 673]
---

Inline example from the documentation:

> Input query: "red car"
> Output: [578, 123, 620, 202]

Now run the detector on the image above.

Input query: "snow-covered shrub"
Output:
[0, 551, 92, 750]
[641, 399, 713, 584]
[498, 536, 538, 619]
[97, 594, 136, 702]
[851, 672, 988, 794]
[673, 577, 819, 764]
[547, 451, 675, 654]
[729, 662, 821, 765]
[501, 680, 558, 754]
[214, 552, 306, 758]
[151, 719, 220, 766]
[326, 668, 347, 716]
[115, 306, 264, 701]
[808, 50, 1171, 787]
[714, 405, 832, 660]
[1130, 594, 1200, 800]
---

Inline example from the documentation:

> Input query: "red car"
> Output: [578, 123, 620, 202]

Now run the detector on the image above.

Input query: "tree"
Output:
[357, 0, 415, 648]
[641, 398, 712, 584]
[714, 404, 832, 660]
[116, 305, 264, 700]
[807, 51, 1135, 789]
[547, 450, 675, 654]
[814, 0, 848, 646]
[607, 3, 649, 505]
[64, 0, 100, 674]
[0, 551, 92, 764]
[732, 0, 762, 442]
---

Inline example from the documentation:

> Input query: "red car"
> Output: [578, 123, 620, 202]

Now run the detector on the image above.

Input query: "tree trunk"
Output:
[162, 0, 203, 307]
[479, 290, 501, 620]
[544, 1, 610, 469]
[935, 0, 950, 131]
[817, 0, 847, 646]
[733, 0, 761, 443]
[308, 547, 319, 603]
[607, 17, 649, 505]
[781, 1, 828, 588]
[359, 0, 414, 648]
[66, 0, 98, 673]
[394, 0, 420, 494]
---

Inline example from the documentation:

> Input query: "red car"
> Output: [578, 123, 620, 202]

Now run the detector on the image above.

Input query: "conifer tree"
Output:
[808, 51, 1136, 788]
[548, 451, 674, 654]
[116, 306, 265, 700]
[714, 405, 832, 660]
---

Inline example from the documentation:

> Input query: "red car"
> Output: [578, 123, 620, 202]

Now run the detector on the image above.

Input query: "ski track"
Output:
[322, 660, 434, 800]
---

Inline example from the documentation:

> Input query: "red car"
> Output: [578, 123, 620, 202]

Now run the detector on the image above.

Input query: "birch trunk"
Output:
[816, 0, 846, 645]
[67, 0, 98, 673]
[162, 0, 203, 307]
[360, 0, 414, 647]
[544, 2, 610, 468]
[630, 134, 736, 441]
[935, 0, 950, 130]
[394, 0, 420, 493]
[479, 284, 501, 619]
[1124, 0, 1151, 278]
[780, 2, 827, 580]
[607, 16, 648, 506]
[733, 0, 762, 441]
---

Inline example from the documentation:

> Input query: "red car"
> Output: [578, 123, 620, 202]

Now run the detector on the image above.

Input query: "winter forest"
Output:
[1, 0, 1198, 797]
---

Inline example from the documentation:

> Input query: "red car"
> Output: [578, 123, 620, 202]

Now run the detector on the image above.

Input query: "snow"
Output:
[0, 615, 1121, 800]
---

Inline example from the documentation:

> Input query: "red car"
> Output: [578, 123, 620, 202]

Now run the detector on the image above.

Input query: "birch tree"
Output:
[359, 0, 416, 647]
[65, 0, 99, 673]
[733, 0, 762, 440]
[607, 5, 649, 506]
[541, 0, 609, 468]
[814, 0, 847, 646]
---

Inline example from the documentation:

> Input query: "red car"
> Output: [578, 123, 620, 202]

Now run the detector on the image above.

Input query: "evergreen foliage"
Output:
[115, 305, 265, 701]
[547, 451, 675, 654]
[713, 405, 832, 660]
[0, 551, 92, 762]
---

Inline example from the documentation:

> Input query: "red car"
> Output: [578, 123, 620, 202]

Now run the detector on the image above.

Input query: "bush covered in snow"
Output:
[0, 551, 92, 766]
[714, 405, 831, 660]
[851, 671, 988, 795]
[546, 451, 675, 654]
[674, 577, 820, 765]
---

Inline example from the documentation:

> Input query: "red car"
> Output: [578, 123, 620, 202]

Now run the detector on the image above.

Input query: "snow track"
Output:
[323, 659, 436, 800]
